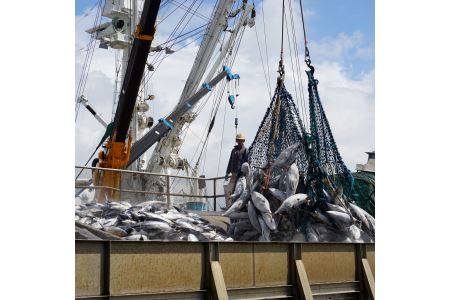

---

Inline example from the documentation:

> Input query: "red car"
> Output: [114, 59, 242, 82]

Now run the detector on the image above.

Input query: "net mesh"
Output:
[306, 69, 353, 194]
[248, 82, 309, 175]
[248, 69, 354, 198]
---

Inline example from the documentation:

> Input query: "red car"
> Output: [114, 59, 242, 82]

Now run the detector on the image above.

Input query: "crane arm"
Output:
[94, 0, 161, 202]
[127, 66, 237, 167]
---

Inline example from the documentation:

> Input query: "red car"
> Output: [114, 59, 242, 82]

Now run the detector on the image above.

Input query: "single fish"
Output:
[283, 163, 299, 197]
[348, 203, 370, 230]
[142, 212, 174, 224]
[305, 223, 319, 242]
[274, 193, 308, 215]
[247, 201, 262, 233]
[125, 234, 148, 241]
[261, 212, 277, 231]
[268, 188, 287, 202]
[187, 234, 199, 241]
[222, 199, 245, 217]
[137, 220, 172, 231]
[103, 226, 128, 237]
[251, 191, 271, 213]
[271, 144, 301, 169]
[326, 211, 354, 227]
[258, 215, 270, 241]
[326, 202, 348, 214]
[230, 176, 246, 202]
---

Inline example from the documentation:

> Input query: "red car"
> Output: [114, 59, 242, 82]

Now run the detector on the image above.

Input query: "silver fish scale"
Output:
[75, 200, 233, 241]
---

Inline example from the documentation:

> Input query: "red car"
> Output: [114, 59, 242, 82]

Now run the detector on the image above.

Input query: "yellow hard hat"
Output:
[236, 133, 246, 140]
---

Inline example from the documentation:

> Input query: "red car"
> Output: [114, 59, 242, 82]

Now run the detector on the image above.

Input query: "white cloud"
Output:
[75, 0, 374, 180]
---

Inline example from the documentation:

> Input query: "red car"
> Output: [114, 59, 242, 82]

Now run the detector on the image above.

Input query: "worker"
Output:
[224, 133, 248, 208]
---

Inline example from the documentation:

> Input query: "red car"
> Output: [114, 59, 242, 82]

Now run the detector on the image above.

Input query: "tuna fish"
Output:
[274, 194, 308, 215]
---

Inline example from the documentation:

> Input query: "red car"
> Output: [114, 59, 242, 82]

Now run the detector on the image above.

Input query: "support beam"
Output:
[127, 68, 230, 166]
[210, 261, 229, 300]
[295, 260, 313, 300]
[362, 258, 375, 299]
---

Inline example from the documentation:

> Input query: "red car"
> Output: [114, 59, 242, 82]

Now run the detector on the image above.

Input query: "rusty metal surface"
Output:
[75, 240, 374, 298]
[227, 285, 293, 299]
[310, 281, 360, 300]
[76, 290, 206, 299]
[219, 243, 254, 288]
[301, 244, 356, 284]
[109, 242, 205, 294]
[254, 243, 289, 286]
[75, 241, 104, 297]
[366, 244, 375, 277]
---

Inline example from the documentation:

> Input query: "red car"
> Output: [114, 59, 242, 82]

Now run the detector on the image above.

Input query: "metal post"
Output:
[166, 175, 172, 208]
[119, 169, 123, 201]
[213, 179, 217, 211]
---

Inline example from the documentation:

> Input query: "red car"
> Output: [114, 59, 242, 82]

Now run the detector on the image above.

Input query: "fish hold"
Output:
[326, 211, 353, 227]
[274, 193, 308, 215]
[247, 201, 261, 233]
[103, 226, 128, 237]
[269, 188, 287, 202]
[261, 212, 277, 231]
[251, 191, 271, 213]
[222, 199, 245, 217]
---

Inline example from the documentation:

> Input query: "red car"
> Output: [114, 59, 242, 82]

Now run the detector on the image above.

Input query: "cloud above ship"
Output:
[75, 0, 374, 176]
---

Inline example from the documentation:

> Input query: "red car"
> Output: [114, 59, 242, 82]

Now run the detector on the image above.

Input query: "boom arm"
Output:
[127, 67, 236, 166]
[94, 0, 161, 202]
[112, 0, 161, 142]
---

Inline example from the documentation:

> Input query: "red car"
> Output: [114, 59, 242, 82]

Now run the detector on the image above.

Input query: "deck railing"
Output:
[75, 165, 226, 211]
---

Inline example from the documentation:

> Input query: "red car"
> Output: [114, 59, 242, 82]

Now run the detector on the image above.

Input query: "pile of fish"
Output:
[75, 199, 233, 241]
[223, 144, 375, 242]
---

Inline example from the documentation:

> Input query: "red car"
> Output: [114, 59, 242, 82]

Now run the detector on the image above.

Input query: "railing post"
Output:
[119, 169, 122, 201]
[166, 175, 172, 209]
[213, 179, 217, 211]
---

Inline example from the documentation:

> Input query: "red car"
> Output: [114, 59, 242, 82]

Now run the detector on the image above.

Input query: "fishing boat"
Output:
[75, 1, 375, 298]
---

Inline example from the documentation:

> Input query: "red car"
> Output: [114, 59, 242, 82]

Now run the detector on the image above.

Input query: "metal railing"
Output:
[75, 165, 226, 211]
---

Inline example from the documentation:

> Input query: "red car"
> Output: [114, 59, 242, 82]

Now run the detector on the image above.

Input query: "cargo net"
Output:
[248, 83, 309, 175]
[306, 69, 354, 195]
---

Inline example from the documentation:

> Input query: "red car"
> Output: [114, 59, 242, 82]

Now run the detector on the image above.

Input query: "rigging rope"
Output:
[299, 0, 312, 68]
[75, 0, 104, 121]
[254, 23, 272, 101]
[260, 0, 272, 96]
[288, 0, 309, 132]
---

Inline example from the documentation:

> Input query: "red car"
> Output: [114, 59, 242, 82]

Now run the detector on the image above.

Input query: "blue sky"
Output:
[75, 0, 375, 173]
[76, 0, 374, 77]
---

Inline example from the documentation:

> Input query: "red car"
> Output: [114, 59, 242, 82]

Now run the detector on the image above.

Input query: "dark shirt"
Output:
[226, 145, 248, 175]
